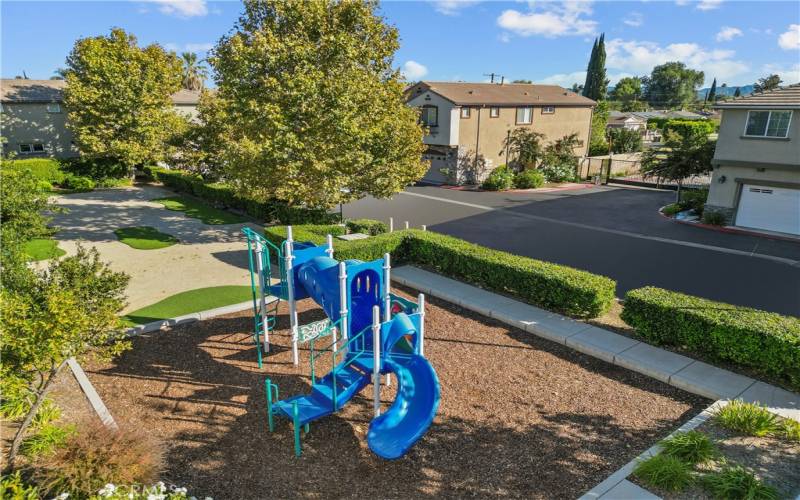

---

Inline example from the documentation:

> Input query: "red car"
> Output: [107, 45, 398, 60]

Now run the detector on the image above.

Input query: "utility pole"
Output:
[483, 73, 505, 84]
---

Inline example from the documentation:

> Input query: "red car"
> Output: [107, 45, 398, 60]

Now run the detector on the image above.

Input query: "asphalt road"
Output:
[343, 185, 800, 317]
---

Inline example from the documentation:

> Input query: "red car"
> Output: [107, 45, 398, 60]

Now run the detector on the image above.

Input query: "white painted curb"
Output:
[124, 299, 271, 337]
[67, 357, 118, 430]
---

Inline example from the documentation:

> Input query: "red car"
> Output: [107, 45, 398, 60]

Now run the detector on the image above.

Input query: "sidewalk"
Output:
[391, 266, 799, 422]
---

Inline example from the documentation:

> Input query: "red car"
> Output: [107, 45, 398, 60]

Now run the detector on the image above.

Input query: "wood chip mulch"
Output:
[83, 287, 709, 499]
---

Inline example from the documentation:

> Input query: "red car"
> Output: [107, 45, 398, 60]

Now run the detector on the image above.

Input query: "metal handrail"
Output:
[309, 317, 344, 383]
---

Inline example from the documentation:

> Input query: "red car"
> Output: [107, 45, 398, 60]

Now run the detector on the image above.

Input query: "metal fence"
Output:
[578, 154, 711, 190]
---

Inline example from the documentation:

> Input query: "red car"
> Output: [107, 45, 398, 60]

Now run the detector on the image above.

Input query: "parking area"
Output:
[344, 185, 800, 317]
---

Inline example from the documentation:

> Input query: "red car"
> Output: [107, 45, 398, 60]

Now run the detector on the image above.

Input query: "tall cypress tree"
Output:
[706, 78, 717, 103]
[734, 87, 741, 98]
[582, 38, 598, 99]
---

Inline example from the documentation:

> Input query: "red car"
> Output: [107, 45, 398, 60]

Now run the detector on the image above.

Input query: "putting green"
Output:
[23, 238, 66, 261]
[114, 226, 178, 250]
[123, 285, 253, 325]
[151, 196, 247, 225]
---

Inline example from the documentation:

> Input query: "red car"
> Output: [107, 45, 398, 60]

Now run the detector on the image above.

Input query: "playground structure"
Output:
[243, 226, 441, 460]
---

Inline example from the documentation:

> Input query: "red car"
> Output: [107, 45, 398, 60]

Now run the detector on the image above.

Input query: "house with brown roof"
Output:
[706, 84, 800, 236]
[0, 79, 201, 158]
[405, 81, 595, 184]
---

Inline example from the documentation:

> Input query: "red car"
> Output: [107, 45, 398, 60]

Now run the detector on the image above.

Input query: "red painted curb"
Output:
[658, 207, 800, 243]
[438, 183, 594, 194]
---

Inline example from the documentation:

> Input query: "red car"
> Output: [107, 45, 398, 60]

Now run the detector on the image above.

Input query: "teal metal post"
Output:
[292, 402, 301, 457]
[265, 379, 274, 432]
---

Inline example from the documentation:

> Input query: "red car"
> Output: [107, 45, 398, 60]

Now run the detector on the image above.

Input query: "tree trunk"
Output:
[676, 180, 683, 203]
[4, 360, 67, 473]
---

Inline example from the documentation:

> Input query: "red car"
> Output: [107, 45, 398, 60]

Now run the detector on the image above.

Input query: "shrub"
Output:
[663, 119, 717, 137]
[678, 188, 708, 213]
[633, 454, 694, 492]
[62, 174, 95, 192]
[32, 421, 162, 498]
[2, 159, 65, 185]
[713, 401, 780, 437]
[346, 219, 387, 236]
[660, 431, 717, 465]
[0, 471, 39, 499]
[661, 203, 682, 216]
[607, 127, 643, 153]
[21, 423, 76, 458]
[481, 166, 514, 191]
[781, 418, 800, 442]
[31, 399, 61, 430]
[702, 210, 726, 226]
[264, 226, 617, 318]
[621, 287, 800, 390]
[538, 156, 576, 183]
[513, 169, 545, 189]
[61, 157, 128, 180]
[702, 465, 778, 500]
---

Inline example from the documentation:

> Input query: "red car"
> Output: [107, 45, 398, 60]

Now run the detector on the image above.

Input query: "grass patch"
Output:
[634, 454, 695, 492]
[21, 423, 76, 458]
[23, 238, 66, 261]
[781, 419, 800, 442]
[714, 401, 780, 437]
[151, 196, 247, 225]
[123, 286, 252, 325]
[114, 226, 178, 250]
[702, 465, 778, 500]
[660, 431, 718, 465]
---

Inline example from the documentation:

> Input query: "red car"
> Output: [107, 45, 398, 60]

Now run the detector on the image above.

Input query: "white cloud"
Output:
[496, 1, 597, 38]
[402, 60, 428, 81]
[605, 38, 749, 84]
[716, 26, 742, 42]
[498, 32, 511, 43]
[697, 0, 723, 10]
[623, 12, 644, 27]
[778, 24, 800, 50]
[761, 63, 800, 84]
[185, 43, 214, 52]
[430, 0, 478, 16]
[147, 0, 208, 17]
[538, 70, 632, 88]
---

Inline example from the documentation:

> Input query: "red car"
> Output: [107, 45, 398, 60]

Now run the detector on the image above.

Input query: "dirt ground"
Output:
[81, 287, 708, 499]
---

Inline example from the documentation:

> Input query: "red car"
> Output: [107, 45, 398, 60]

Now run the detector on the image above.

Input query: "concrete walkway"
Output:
[49, 186, 260, 313]
[392, 266, 800, 422]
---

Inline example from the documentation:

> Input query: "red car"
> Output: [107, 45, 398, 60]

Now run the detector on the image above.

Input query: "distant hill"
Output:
[697, 85, 754, 100]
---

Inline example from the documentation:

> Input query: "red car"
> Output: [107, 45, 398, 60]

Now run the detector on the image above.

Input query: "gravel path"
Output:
[84, 288, 708, 498]
[48, 186, 260, 313]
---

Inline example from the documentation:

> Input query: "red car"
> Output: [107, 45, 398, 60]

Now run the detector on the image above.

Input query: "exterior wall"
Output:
[174, 103, 199, 122]
[1, 103, 78, 158]
[405, 91, 459, 146]
[456, 105, 592, 170]
[713, 108, 800, 166]
[707, 164, 800, 210]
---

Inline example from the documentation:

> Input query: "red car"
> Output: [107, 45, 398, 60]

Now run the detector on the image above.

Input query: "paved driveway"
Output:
[344, 185, 800, 317]
[50, 186, 257, 313]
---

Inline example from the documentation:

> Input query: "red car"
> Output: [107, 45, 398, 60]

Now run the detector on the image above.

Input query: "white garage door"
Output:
[736, 184, 800, 235]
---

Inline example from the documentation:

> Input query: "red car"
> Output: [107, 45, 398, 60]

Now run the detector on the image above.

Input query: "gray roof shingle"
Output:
[714, 83, 800, 109]
[0, 79, 201, 105]
[407, 81, 596, 107]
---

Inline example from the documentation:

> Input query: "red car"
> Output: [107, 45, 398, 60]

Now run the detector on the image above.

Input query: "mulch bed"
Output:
[82, 286, 708, 499]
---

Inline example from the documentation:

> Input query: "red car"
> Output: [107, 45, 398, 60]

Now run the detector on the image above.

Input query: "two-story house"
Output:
[405, 81, 595, 184]
[707, 84, 800, 236]
[0, 79, 201, 159]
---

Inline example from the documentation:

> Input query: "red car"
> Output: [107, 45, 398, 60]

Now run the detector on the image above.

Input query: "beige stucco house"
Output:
[707, 84, 800, 236]
[405, 81, 595, 184]
[0, 79, 200, 159]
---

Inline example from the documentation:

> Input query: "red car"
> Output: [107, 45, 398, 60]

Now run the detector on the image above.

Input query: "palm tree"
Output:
[180, 52, 208, 91]
[51, 67, 70, 80]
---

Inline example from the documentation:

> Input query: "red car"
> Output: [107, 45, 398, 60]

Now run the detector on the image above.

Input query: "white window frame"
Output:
[460, 107, 471, 119]
[516, 107, 532, 124]
[489, 107, 500, 118]
[743, 110, 792, 138]
[542, 106, 555, 114]
[19, 144, 32, 154]
[46, 103, 62, 113]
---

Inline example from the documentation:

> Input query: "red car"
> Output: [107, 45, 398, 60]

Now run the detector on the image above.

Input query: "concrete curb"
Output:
[391, 266, 799, 422]
[67, 357, 118, 430]
[124, 299, 263, 336]
[578, 400, 728, 499]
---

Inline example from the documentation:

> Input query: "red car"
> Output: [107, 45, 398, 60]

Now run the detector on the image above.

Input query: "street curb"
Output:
[578, 400, 728, 499]
[658, 206, 800, 243]
[67, 357, 118, 430]
[124, 299, 263, 336]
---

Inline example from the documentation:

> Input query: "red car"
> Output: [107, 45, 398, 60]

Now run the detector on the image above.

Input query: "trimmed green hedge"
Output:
[149, 168, 338, 224]
[2, 158, 66, 185]
[622, 287, 800, 390]
[346, 219, 388, 236]
[264, 225, 616, 318]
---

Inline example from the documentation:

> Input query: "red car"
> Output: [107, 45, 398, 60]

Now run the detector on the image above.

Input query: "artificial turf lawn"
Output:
[151, 196, 247, 225]
[23, 238, 66, 261]
[123, 285, 253, 325]
[114, 226, 179, 250]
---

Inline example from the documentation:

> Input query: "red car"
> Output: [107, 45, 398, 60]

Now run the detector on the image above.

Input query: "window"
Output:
[32, 144, 45, 152]
[542, 106, 555, 114]
[19, 144, 32, 153]
[516, 107, 532, 124]
[46, 103, 61, 113]
[744, 110, 792, 138]
[490, 107, 500, 118]
[460, 107, 471, 119]
[419, 105, 438, 127]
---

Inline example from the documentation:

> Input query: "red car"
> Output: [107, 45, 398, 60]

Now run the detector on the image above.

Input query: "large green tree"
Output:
[642, 62, 704, 109]
[611, 76, 645, 112]
[753, 74, 782, 93]
[705, 78, 717, 104]
[582, 33, 608, 101]
[641, 128, 715, 199]
[64, 28, 185, 174]
[209, 0, 426, 209]
[588, 100, 610, 156]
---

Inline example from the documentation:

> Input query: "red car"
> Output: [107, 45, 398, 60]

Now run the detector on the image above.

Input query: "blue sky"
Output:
[2, 0, 799, 88]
